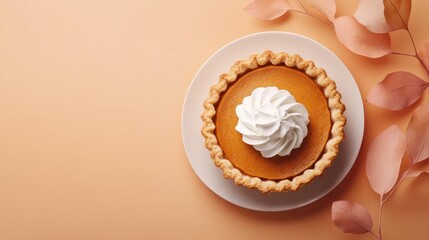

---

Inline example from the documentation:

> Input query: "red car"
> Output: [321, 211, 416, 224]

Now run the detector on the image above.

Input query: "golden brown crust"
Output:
[201, 50, 346, 193]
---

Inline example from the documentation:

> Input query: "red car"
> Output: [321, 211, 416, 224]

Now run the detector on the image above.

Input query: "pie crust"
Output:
[201, 50, 346, 193]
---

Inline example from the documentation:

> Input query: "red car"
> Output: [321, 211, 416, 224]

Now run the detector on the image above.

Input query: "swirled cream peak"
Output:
[235, 87, 309, 158]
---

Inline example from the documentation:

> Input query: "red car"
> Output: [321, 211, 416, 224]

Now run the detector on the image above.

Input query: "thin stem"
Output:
[402, 29, 427, 75]
[387, 0, 417, 54]
[407, 29, 418, 56]
[387, 0, 428, 76]
[288, 9, 334, 28]
[375, 165, 415, 240]
[382, 165, 414, 204]
[375, 159, 417, 240]
[369, 230, 381, 240]
[292, 0, 426, 77]
[378, 195, 384, 240]
[297, 0, 306, 12]
[291, 0, 334, 28]
[390, 51, 416, 58]
[391, 48, 428, 77]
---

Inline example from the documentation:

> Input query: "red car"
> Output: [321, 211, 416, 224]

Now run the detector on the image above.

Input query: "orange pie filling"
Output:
[201, 51, 346, 193]
[215, 65, 331, 180]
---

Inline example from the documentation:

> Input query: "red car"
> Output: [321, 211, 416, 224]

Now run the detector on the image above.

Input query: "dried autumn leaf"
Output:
[332, 201, 373, 234]
[405, 102, 429, 164]
[244, 0, 289, 20]
[367, 71, 429, 110]
[366, 125, 406, 195]
[355, 0, 391, 33]
[384, 0, 412, 31]
[333, 16, 391, 58]
[298, 0, 336, 22]
[417, 39, 429, 72]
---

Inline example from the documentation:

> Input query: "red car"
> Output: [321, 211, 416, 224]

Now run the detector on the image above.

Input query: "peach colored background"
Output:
[1, 0, 428, 239]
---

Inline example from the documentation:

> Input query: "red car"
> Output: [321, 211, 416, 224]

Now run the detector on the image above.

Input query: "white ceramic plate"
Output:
[181, 32, 364, 212]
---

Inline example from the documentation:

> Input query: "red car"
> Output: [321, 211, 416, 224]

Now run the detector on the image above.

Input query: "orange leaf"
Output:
[367, 71, 429, 110]
[355, 0, 391, 33]
[366, 125, 406, 195]
[298, 0, 336, 22]
[405, 102, 429, 164]
[332, 201, 373, 234]
[333, 16, 391, 58]
[417, 39, 429, 72]
[244, 0, 289, 20]
[383, 0, 412, 31]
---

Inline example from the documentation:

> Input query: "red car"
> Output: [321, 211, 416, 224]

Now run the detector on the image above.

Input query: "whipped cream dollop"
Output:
[235, 87, 310, 158]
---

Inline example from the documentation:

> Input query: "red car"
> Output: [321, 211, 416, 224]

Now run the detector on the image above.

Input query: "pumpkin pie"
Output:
[201, 51, 346, 193]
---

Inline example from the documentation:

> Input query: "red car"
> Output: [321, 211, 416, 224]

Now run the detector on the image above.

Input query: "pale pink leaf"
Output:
[244, 0, 289, 20]
[405, 102, 429, 164]
[406, 158, 429, 177]
[383, 0, 412, 31]
[366, 125, 406, 195]
[417, 39, 429, 72]
[355, 0, 391, 33]
[333, 16, 391, 58]
[298, 0, 336, 22]
[367, 71, 429, 110]
[332, 201, 373, 234]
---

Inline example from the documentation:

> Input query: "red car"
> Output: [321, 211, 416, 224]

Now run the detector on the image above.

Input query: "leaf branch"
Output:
[381, 166, 412, 204]
[245, 2, 429, 239]
[378, 195, 384, 240]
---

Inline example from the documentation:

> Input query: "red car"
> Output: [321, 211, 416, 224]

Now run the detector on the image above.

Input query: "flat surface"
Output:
[182, 32, 364, 211]
[1, 0, 429, 239]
